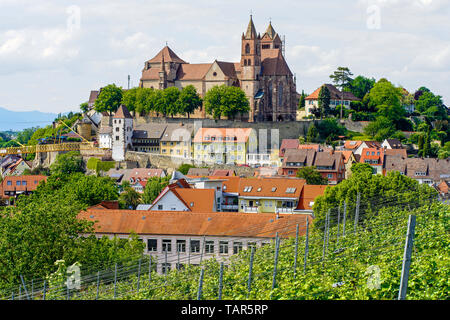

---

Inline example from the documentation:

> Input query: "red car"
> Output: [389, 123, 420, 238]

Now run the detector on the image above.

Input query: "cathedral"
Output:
[139, 16, 298, 122]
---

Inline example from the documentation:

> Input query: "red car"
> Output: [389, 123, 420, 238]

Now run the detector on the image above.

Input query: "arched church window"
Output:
[245, 43, 250, 54]
[244, 60, 247, 66]
[248, 59, 251, 66]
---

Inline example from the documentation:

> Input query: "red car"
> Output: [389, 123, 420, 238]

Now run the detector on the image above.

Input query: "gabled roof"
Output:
[343, 140, 362, 150]
[187, 168, 211, 177]
[305, 84, 359, 101]
[132, 123, 168, 139]
[238, 177, 306, 199]
[335, 150, 354, 164]
[79, 210, 311, 238]
[282, 149, 316, 167]
[176, 63, 212, 81]
[147, 46, 187, 64]
[216, 61, 238, 79]
[384, 149, 407, 158]
[384, 139, 403, 149]
[296, 185, 328, 210]
[261, 49, 292, 76]
[174, 188, 216, 212]
[279, 139, 299, 157]
[160, 123, 194, 142]
[113, 105, 132, 119]
[211, 169, 235, 177]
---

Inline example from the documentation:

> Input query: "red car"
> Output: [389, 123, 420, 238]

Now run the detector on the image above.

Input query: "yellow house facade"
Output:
[193, 128, 256, 165]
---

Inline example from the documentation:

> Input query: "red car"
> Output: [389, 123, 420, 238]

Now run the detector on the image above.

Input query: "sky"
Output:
[0, 0, 449, 114]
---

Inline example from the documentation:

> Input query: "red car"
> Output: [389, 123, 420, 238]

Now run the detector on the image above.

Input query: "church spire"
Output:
[245, 14, 257, 39]
[265, 21, 276, 39]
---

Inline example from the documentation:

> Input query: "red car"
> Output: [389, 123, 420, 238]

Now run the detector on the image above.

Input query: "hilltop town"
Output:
[0, 15, 448, 301]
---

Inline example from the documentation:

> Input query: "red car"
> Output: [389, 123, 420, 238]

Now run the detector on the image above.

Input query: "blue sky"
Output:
[0, 0, 449, 113]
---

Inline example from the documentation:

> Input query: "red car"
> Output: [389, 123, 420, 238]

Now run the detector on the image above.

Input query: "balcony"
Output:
[222, 204, 239, 211]
[276, 207, 294, 214]
[242, 206, 258, 213]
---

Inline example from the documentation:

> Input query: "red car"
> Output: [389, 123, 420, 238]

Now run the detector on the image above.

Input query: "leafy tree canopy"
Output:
[94, 84, 123, 115]
[296, 166, 328, 185]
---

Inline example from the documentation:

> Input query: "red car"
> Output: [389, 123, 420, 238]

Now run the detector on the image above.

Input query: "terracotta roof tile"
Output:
[297, 185, 328, 210]
[113, 105, 132, 119]
[79, 210, 311, 238]
[176, 63, 212, 80]
[238, 177, 306, 199]
[306, 84, 359, 101]
[147, 46, 187, 64]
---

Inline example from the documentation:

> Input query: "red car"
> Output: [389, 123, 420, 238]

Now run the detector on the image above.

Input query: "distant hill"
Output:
[0, 107, 57, 131]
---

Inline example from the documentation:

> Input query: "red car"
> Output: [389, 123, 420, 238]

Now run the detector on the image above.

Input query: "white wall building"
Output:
[112, 105, 134, 161]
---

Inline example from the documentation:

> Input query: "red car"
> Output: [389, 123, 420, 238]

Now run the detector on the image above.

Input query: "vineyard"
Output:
[1, 191, 448, 300]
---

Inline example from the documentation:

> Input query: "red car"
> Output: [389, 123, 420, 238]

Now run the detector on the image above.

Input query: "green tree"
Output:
[350, 162, 373, 176]
[204, 85, 249, 120]
[164, 87, 181, 118]
[177, 85, 202, 118]
[94, 84, 123, 115]
[50, 151, 85, 176]
[119, 186, 141, 209]
[306, 123, 319, 142]
[329, 67, 354, 119]
[296, 166, 328, 185]
[318, 85, 331, 119]
[349, 75, 376, 100]
[298, 90, 306, 110]
[317, 118, 346, 141]
[366, 79, 405, 125]
[177, 163, 196, 175]
[141, 176, 170, 204]
[80, 102, 89, 113]
[121, 87, 139, 113]
[363, 116, 396, 141]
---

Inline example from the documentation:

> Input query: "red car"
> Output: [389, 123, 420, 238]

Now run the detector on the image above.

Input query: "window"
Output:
[176, 240, 186, 253]
[115, 136, 119, 141]
[271, 187, 277, 192]
[162, 239, 172, 252]
[327, 174, 333, 179]
[7, 181, 12, 186]
[205, 241, 215, 254]
[262, 44, 270, 49]
[116, 127, 119, 132]
[286, 187, 296, 193]
[219, 241, 229, 254]
[158, 204, 163, 210]
[247, 242, 257, 250]
[161, 263, 171, 275]
[190, 240, 200, 253]
[147, 239, 157, 252]
[16, 181, 21, 186]
[245, 43, 250, 54]
[22, 181, 26, 186]
[233, 242, 243, 254]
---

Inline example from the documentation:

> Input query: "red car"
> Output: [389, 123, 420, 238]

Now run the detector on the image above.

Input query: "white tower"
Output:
[112, 105, 133, 161]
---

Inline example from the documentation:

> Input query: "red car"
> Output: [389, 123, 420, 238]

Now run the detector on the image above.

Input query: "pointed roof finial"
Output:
[245, 13, 257, 39]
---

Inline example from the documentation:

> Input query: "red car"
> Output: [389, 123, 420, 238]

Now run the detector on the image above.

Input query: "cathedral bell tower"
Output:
[241, 15, 261, 121]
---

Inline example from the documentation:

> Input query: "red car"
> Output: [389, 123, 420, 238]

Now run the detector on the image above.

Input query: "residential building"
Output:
[0, 157, 32, 178]
[304, 84, 360, 117]
[0, 175, 47, 205]
[280, 149, 346, 184]
[78, 209, 311, 273]
[294, 185, 328, 214]
[237, 177, 306, 214]
[384, 156, 450, 186]
[150, 180, 217, 212]
[112, 105, 134, 161]
[336, 150, 356, 179]
[382, 139, 403, 150]
[436, 181, 449, 199]
[353, 141, 382, 156]
[360, 147, 384, 175]
[132, 123, 167, 153]
[107, 168, 166, 185]
[193, 128, 256, 165]
[160, 123, 195, 158]
[139, 16, 298, 122]
[98, 126, 113, 149]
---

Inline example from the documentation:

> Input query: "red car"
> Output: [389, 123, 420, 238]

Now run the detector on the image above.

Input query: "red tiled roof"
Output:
[176, 63, 212, 80]
[344, 140, 363, 150]
[296, 185, 328, 210]
[305, 84, 359, 101]
[147, 46, 187, 64]
[238, 177, 306, 199]
[173, 188, 216, 212]
[279, 139, 300, 157]
[261, 49, 292, 76]
[78, 210, 311, 238]
[113, 105, 132, 119]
